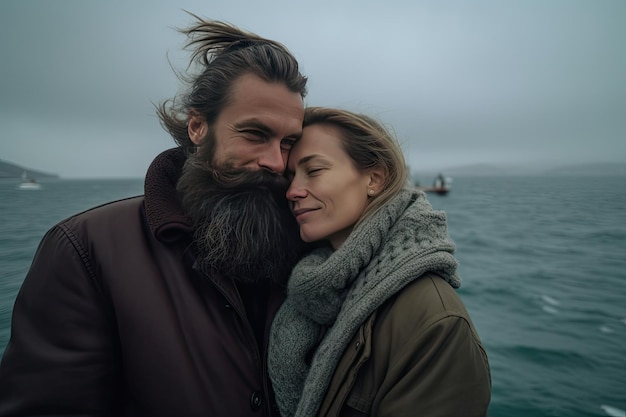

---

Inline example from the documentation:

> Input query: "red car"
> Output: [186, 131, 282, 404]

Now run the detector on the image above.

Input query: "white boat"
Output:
[16, 171, 42, 190]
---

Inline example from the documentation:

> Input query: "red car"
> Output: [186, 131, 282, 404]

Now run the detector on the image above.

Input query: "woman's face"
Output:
[286, 124, 372, 249]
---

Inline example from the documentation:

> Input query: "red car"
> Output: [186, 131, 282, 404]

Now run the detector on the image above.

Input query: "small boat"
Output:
[17, 171, 42, 190]
[414, 174, 451, 195]
[415, 185, 450, 195]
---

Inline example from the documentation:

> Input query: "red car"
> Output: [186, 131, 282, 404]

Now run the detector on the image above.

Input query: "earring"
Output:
[368, 189, 375, 196]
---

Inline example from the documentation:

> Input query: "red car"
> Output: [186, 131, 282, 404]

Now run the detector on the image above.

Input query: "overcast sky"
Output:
[1, 0, 624, 178]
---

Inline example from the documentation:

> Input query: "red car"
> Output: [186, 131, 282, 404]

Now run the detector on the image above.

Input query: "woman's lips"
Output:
[292, 207, 317, 221]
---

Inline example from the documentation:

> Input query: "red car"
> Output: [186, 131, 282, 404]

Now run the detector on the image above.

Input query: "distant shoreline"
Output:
[2, 158, 625, 179]
[0, 159, 59, 179]
[410, 162, 626, 178]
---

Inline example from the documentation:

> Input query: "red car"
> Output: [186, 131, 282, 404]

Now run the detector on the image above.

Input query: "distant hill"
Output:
[413, 162, 626, 177]
[440, 163, 537, 177]
[542, 162, 626, 176]
[0, 159, 59, 179]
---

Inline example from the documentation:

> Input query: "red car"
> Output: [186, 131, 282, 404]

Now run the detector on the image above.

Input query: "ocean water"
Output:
[0, 175, 625, 416]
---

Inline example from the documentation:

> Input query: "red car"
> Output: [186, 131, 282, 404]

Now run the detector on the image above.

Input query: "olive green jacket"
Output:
[318, 273, 491, 417]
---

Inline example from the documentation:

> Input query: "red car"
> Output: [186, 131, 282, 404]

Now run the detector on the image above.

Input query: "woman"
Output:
[269, 107, 491, 417]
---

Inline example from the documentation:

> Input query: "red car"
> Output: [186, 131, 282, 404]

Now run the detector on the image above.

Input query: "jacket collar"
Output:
[143, 147, 194, 243]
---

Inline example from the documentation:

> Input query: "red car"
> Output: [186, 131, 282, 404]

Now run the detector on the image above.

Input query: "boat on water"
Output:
[414, 173, 451, 195]
[415, 185, 450, 195]
[16, 171, 42, 190]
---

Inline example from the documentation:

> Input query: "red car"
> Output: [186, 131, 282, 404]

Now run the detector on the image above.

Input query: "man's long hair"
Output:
[157, 13, 308, 156]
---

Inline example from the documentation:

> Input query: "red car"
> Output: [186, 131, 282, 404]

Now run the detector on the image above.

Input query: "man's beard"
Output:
[177, 146, 305, 286]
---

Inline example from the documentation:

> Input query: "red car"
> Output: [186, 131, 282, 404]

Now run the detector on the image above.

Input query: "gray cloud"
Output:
[1, 0, 624, 177]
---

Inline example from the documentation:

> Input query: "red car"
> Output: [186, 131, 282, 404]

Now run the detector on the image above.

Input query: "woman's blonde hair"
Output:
[303, 107, 409, 226]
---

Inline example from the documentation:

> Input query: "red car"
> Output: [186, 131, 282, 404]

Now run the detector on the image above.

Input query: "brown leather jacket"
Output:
[319, 274, 491, 417]
[0, 149, 286, 416]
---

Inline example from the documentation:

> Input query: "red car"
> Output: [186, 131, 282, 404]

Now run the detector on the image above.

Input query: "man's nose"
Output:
[258, 143, 286, 174]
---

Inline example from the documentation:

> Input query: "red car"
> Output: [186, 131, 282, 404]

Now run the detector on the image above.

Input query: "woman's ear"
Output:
[188, 111, 208, 145]
[368, 166, 386, 194]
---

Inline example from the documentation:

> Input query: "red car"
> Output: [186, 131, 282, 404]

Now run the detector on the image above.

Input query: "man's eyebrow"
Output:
[233, 119, 273, 134]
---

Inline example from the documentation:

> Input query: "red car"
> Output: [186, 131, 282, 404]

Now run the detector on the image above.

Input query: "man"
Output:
[0, 15, 308, 417]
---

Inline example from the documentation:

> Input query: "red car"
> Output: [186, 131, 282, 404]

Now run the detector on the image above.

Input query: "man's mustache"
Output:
[210, 166, 290, 194]
[182, 155, 289, 194]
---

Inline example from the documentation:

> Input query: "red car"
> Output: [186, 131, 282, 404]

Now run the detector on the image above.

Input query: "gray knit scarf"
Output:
[268, 187, 461, 417]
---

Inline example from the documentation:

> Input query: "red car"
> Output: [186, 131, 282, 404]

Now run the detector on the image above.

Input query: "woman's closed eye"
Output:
[307, 168, 324, 176]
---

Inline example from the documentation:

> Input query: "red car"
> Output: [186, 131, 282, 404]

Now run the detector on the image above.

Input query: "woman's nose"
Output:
[286, 178, 306, 201]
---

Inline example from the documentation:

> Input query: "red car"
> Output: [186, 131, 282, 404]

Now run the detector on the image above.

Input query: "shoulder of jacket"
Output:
[377, 273, 472, 331]
[49, 196, 146, 248]
[60, 195, 144, 226]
